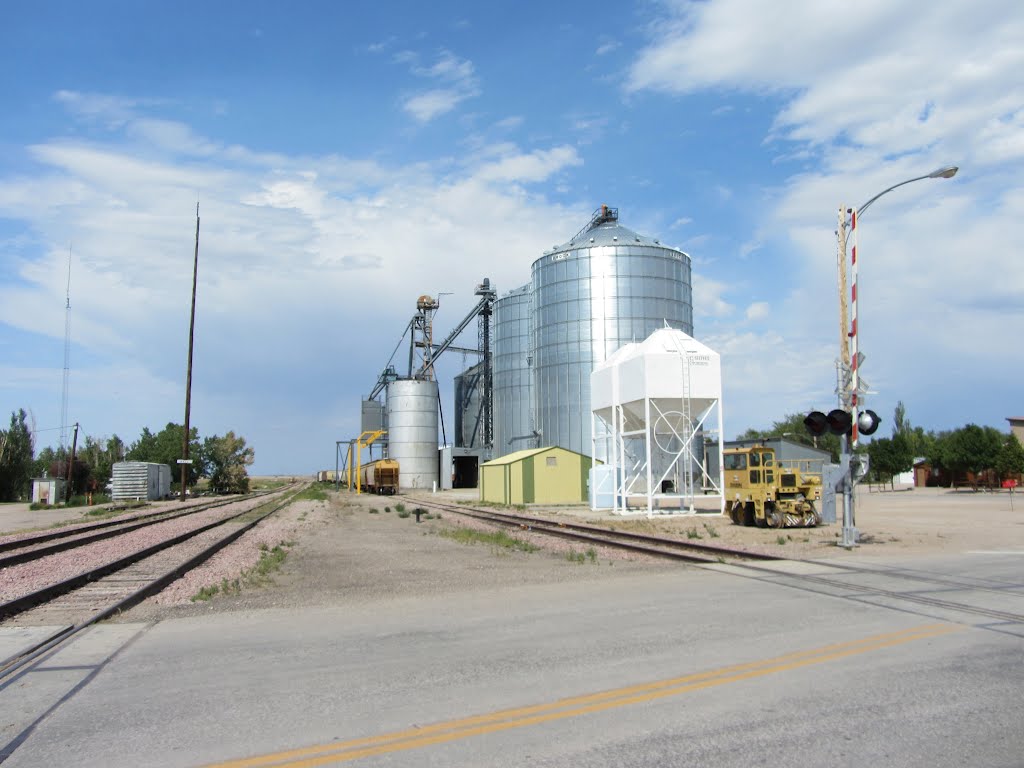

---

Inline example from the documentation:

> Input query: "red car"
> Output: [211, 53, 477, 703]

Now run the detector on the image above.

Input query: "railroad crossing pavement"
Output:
[1, 552, 1022, 767]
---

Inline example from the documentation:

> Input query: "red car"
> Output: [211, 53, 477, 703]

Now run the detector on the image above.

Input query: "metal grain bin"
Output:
[386, 378, 439, 490]
[531, 207, 693, 455]
[454, 362, 485, 449]
[493, 283, 536, 455]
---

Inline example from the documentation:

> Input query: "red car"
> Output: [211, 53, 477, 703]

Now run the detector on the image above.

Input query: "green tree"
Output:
[128, 423, 203, 486]
[32, 445, 63, 479]
[995, 434, 1024, 481]
[79, 434, 126, 490]
[738, 412, 841, 462]
[0, 409, 35, 501]
[937, 424, 1003, 485]
[203, 431, 254, 494]
[867, 433, 914, 487]
[892, 401, 908, 435]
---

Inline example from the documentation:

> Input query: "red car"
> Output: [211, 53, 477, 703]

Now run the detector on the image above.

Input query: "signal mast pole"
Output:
[836, 206, 857, 548]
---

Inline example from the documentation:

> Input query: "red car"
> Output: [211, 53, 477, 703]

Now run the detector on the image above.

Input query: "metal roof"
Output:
[557, 220, 667, 251]
[482, 445, 589, 466]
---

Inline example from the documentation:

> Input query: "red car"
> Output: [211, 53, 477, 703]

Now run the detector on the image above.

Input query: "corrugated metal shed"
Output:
[111, 461, 172, 501]
[479, 446, 592, 505]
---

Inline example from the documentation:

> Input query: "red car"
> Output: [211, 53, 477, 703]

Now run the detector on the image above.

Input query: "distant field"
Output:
[249, 476, 303, 490]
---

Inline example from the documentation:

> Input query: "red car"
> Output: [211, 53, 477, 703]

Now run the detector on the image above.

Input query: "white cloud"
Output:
[738, 240, 760, 259]
[474, 146, 582, 183]
[403, 89, 470, 123]
[596, 40, 620, 56]
[401, 50, 481, 123]
[692, 274, 734, 319]
[628, 0, 1024, 435]
[53, 90, 147, 128]
[627, 0, 1024, 160]
[493, 116, 524, 131]
[745, 302, 770, 321]
[0, 98, 586, 469]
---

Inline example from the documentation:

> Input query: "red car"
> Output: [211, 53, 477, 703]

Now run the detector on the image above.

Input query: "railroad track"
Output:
[413, 499, 780, 564]
[732, 560, 1024, 626]
[0, 485, 301, 682]
[0, 492, 279, 568]
[415, 499, 1024, 626]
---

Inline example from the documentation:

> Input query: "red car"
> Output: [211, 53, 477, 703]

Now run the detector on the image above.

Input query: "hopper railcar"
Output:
[361, 459, 400, 495]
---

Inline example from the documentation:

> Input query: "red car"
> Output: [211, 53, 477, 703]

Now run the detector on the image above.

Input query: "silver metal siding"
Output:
[454, 362, 485, 449]
[531, 240, 693, 455]
[386, 378, 439, 489]
[493, 284, 535, 456]
[111, 461, 171, 501]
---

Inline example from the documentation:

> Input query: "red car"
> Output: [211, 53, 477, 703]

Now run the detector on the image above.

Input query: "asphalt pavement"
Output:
[2, 550, 1022, 767]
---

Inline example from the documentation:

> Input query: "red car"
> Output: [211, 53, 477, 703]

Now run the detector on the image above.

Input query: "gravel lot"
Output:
[107, 483, 1024, 624]
[116, 490, 669, 623]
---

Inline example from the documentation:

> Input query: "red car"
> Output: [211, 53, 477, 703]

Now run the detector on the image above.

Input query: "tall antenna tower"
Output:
[59, 246, 72, 473]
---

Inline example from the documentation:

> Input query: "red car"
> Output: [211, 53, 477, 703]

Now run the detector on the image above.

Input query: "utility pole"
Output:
[65, 422, 79, 503]
[181, 203, 200, 501]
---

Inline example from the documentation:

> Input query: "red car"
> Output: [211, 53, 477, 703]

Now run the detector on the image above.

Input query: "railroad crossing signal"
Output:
[857, 409, 881, 436]
[804, 408, 881, 437]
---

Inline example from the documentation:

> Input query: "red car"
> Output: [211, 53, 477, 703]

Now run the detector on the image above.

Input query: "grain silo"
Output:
[454, 362, 485, 450]
[386, 378, 438, 490]
[492, 283, 537, 453]
[531, 206, 693, 456]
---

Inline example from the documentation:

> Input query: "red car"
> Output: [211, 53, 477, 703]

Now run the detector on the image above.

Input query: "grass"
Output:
[191, 541, 292, 602]
[369, 507, 380, 514]
[394, 503, 406, 513]
[439, 527, 538, 553]
[776, 535, 788, 545]
[29, 493, 113, 512]
[397, 509, 411, 518]
[250, 478, 294, 491]
[294, 486, 328, 502]
[566, 547, 599, 564]
[686, 527, 703, 539]
[702, 522, 720, 538]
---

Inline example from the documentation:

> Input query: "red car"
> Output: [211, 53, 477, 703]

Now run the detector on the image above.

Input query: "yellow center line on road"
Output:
[207, 623, 962, 768]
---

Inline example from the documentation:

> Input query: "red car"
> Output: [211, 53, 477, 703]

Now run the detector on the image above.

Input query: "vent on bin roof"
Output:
[572, 204, 619, 242]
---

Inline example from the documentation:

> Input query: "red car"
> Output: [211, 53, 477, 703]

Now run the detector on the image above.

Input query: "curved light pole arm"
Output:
[856, 165, 958, 219]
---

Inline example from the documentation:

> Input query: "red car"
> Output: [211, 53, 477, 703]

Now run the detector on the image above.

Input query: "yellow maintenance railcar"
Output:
[724, 445, 822, 528]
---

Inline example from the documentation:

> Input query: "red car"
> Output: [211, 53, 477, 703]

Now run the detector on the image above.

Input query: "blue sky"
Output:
[2, 0, 1021, 474]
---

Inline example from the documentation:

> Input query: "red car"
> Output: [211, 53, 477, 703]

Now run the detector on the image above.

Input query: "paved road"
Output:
[2, 551, 1022, 767]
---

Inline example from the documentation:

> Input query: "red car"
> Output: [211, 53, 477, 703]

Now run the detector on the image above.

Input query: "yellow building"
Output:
[479, 446, 592, 505]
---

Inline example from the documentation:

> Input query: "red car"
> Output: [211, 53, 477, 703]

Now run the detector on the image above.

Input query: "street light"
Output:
[833, 165, 958, 548]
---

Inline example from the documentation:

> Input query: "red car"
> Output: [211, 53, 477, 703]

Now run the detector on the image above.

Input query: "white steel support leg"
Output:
[645, 395, 653, 518]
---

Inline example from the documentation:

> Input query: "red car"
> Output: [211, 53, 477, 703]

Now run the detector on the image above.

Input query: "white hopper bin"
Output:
[591, 326, 723, 515]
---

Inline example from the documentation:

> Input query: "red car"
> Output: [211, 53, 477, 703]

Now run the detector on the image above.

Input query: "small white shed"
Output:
[32, 477, 66, 506]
